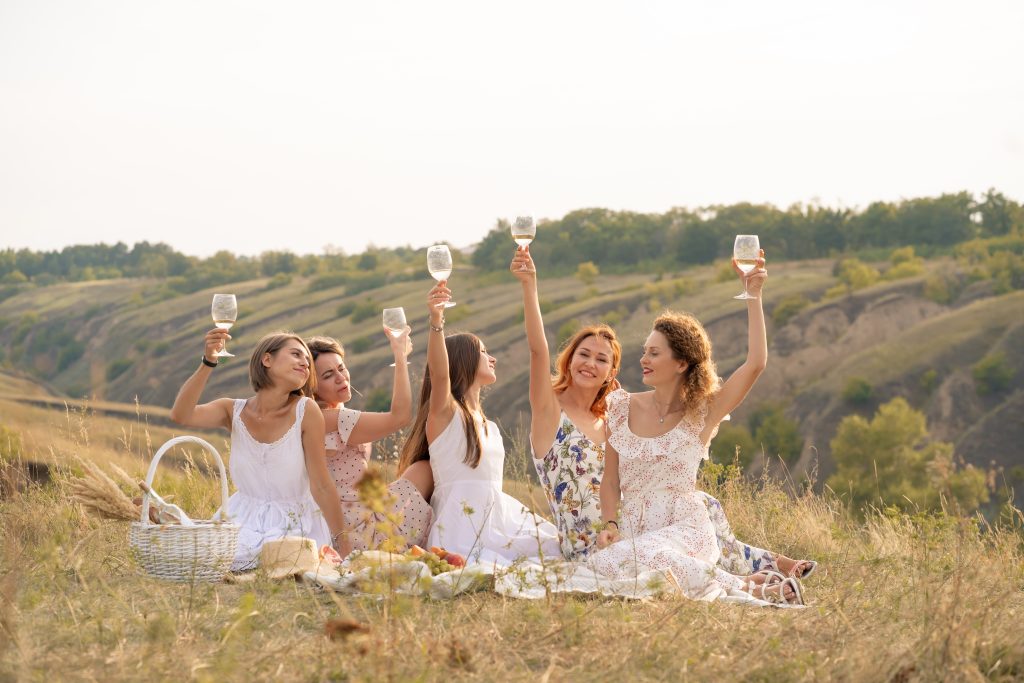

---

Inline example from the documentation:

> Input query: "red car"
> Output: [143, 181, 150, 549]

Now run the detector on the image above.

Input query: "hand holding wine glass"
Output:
[427, 245, 456, 308]
[510, 216, 536, 271]
[510, 244, 536, 283]
[732, 242, 767, 300]
[383, 307, 411, 367]
[732, 236, 762, 300]
[210, 293, 238, 356]
[203, 327, 232, 364]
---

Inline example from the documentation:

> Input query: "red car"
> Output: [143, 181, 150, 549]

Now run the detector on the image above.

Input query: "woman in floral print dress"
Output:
[510, 247, 814, 581]
[591, 251, 807, 604]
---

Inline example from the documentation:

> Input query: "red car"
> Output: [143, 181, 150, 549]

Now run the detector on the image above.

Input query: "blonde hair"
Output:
[248, 332, 316, 397]
[652, 312, 720, 417]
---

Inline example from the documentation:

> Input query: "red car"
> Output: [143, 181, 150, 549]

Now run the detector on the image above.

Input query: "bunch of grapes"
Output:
[416, 551, 454, 575]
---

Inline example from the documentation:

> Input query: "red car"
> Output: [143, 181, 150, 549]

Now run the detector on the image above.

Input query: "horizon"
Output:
[2, 1, 1022, 258]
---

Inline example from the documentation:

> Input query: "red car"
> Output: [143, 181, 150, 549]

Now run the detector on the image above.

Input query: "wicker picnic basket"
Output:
[129, 436, 239, 582]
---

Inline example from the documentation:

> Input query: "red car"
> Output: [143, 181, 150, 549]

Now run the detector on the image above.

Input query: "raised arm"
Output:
[346, 325, 414, 444]
[425, 280, 457, 439]
[511, 246, 560, 455]
[168, 328, 235, 430]
[301, 401, 350, 556]
[704, 251, 768, 438]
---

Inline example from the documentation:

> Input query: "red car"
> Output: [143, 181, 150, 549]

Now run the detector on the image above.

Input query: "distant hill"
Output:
[1, 245, 1022, 506]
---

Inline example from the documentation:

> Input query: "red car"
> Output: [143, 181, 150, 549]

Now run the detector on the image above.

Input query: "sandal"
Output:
[789, 560, 817, 580]
[747, 576, 804, 606]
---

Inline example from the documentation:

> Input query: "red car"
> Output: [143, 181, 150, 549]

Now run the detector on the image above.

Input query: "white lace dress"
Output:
[226, 397, 331, 570]
[589, 389, 747, 600]
[427, 411, 560, 565]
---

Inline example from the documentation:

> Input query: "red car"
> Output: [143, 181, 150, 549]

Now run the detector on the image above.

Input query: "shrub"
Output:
[836, 258, 880, 290]
[923, 272, 962, 304]
[771, 294, 810, 327]
[710, 422, 757, 470]
[307, 272, 348, 293]
[972, 352, 1013, 395]
[842, 377, 873, 405]
[350, 300, 377, 323]
[335, 301, 356, 319]
[348, 335, 375, 354]
[266, 272, 293, 290]
[556, 319, 580, 350]
[106, 358, 133, 381]
[575, 262, 599, 285]
[920, 369, 938, 393]
[749, 404, 802, 466]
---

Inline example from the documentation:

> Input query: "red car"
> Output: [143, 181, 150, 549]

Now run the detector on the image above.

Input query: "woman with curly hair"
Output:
[591, 251, 809, 605]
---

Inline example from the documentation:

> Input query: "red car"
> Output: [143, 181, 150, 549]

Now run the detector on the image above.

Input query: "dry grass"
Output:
[2, 413, 1024, 682]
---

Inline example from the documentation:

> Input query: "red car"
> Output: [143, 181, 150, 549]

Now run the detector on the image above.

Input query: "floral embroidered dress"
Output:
[325, 407, 432, 551]
[589, 389, 748, 600]
[532, 413, 604, 560]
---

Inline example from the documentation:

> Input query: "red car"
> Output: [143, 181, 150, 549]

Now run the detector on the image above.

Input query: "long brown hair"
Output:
[551, 324, 622, 417]
[398, 333, 489, 473]
[652, 311, 720, 417]
[248, 332, 316, 398]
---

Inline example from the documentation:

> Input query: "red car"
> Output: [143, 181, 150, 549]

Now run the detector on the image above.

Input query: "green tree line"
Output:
[2, 189, 1021, 291]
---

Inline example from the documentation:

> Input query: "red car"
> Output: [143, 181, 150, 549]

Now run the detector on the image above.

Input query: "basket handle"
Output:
[140, 436, 231, 524]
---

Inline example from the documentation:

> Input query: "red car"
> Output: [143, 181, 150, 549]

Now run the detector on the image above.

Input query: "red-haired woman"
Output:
[592, 252, 809, 605]
[511, 246, 621, 559]
[397, 278, 560, 565]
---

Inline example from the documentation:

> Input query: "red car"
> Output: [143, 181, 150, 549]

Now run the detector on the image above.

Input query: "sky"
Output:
[1, 0, 1022, 258]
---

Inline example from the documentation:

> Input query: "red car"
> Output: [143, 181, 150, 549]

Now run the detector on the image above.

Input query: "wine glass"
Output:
[211, 293, 238, 357]
[383, 307, 407, 367]
[511, 216, 536, 271]
[426, 245, 456, 308]
[733, 235, 760, 300]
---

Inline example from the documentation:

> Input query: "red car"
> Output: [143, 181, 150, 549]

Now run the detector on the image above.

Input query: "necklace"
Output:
[652, 395, 679, 424]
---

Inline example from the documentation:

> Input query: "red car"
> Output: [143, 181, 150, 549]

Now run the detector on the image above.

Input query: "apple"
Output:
[446, 552, 466, 568]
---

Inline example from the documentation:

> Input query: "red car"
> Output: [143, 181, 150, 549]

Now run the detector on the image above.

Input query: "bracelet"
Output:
[201, 356, 218, 368]
[605, 520, 619, 529]
[429, 321, 444, 333]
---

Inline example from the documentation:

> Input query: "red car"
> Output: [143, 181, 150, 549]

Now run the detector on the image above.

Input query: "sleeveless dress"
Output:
[226, 397, 330, 571]
[325, 407, 432, 551]
[532, 412, 605, 560]
[589, 390, 747, 600]
[428, 411, 560, 565]
[532, 412, 778, 572]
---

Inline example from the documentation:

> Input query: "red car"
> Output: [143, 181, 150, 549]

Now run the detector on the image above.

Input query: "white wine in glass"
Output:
[511, 216, 536, 247]
[733, 235, 760, 300]
[426, 245, 456, 308]
[383, 307, 407, 367]
[211, 293, 238, 357]
[511, 215, 536, 271]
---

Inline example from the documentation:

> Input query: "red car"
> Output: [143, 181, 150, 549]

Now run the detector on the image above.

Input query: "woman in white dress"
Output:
[397, 278, 560, 565]
[170, 329, 347, 570]
[592, 250, 806, 605]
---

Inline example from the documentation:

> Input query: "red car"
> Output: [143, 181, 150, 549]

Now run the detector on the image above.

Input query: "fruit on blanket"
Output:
[319, 545, 344, 568]
[429, 546, 448, 559]
[347, 550, 409, 571]
[408, 545, 426, 558]
[445, 552, 466, 568]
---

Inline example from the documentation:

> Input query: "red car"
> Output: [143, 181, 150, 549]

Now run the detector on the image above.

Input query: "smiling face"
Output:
[475, 343, 497, 386]
[314, 351, 351, 407]
[262, 339, 312, 391]
[569, 335, 616, 390]
[640, 330, 687, 388]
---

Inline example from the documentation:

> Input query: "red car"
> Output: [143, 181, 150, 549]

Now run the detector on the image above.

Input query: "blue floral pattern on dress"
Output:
[533, 415, 604, 560]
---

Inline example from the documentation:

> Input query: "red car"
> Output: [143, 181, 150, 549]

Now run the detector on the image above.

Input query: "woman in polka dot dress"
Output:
[591, 251, 806, 605]
[307, 332, 433, 552]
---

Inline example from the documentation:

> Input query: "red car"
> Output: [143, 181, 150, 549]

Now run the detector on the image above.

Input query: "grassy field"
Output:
[2, 401, 1023, 682]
